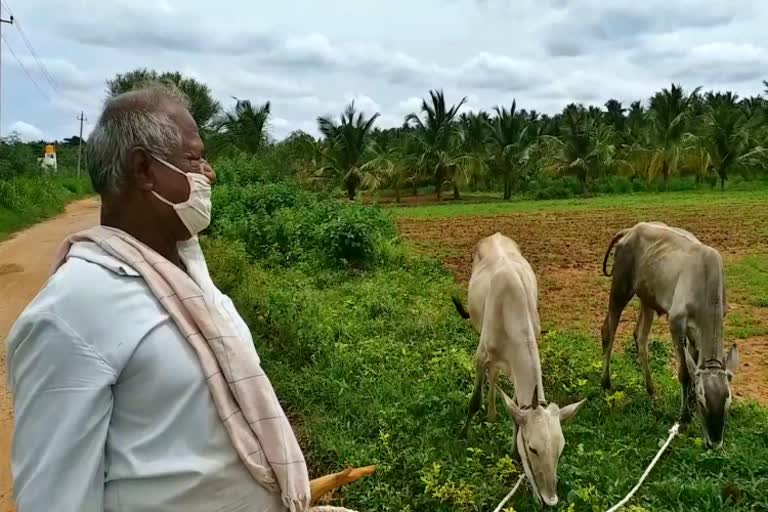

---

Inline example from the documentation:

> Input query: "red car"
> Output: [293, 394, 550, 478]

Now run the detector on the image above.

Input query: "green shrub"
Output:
[199, 236, 250, 296]
[0, 175, 92, 239]
[210, 178, 399, 270]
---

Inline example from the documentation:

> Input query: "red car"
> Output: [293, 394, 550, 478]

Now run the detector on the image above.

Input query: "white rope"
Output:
[492, 473, 526, 512]
[605, 422, 680, 512]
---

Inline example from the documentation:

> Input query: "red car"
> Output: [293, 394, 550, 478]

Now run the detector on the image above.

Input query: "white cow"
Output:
[600, 221, 738, 448]
[453, 232, 586, 507]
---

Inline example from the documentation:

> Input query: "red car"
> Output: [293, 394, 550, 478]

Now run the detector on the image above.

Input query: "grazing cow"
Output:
[454, 232, 586, 507]
[600, 221, 739, 448]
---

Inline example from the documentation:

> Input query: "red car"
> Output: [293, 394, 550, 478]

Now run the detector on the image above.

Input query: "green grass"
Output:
[205, 240, 768, 511]
[391, 187, 768, 219]
[727, 254, 768, 309]
[0, 176, 92, 241]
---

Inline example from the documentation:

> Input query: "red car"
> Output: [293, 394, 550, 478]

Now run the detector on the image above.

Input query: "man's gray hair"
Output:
[86, 83, 191, 193]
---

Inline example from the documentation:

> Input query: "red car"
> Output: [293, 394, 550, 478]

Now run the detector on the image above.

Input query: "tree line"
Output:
[5, 69, 767, 200]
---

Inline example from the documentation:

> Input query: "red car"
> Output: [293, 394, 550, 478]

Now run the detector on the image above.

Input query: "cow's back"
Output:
[467, 234, 538, 333]
[619, 222, 722, 316]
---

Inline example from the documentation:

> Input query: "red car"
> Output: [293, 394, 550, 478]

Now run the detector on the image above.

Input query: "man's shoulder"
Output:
[30, 254, 137, 314]
[7, 248, 165, 375]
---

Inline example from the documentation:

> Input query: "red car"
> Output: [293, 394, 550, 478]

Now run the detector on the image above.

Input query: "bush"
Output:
[0, 175, 92, 239]
[210, 178, 399, 270]
[318, 203, 397, 267]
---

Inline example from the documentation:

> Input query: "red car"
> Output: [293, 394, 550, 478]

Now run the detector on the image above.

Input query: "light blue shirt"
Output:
[6, 239, 286, 512]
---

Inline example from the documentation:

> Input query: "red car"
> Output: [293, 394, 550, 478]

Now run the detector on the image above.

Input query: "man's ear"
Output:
[499, 387, 527, 425]
[127, 147, 155, 192]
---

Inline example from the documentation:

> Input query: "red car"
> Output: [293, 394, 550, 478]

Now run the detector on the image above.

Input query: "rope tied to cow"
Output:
[310, 507, 360, 512]
[605, 422, 680, 512]
[491, 474, 527, 512]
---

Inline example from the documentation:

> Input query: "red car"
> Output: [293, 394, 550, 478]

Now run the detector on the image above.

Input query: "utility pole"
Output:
[0, 14, 14, 138]
[76, 111, 86, 177]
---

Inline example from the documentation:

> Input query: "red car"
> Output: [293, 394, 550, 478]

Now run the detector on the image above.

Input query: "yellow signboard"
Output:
[45, 144, 56, 155]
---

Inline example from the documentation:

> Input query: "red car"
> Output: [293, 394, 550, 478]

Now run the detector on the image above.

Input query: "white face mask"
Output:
[151, 155, 212, 237]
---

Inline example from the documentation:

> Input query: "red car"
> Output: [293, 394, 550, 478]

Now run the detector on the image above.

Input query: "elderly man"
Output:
[6, 85, 309, 512]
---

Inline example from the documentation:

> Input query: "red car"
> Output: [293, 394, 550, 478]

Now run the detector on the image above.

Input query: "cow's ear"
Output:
[559, 398, 587, 422]
[684, 344, 699, 379]
[725, 344, 739, 380]
[499, 387, 527, 425]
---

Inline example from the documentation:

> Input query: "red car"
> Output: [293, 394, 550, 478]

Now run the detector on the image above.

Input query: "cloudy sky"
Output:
[1, 0, 766, 142]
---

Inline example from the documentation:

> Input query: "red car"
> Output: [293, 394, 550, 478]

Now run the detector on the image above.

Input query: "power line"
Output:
[12, 18, 58, 92]
[1, 32, 50, 101]
[0, 2, 58, 95]
[0, 11, 12, 137]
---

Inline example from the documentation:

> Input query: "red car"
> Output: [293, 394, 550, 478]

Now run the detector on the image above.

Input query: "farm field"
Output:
[4, 1, 768, 509]
[203, 181, 768, 512]
[395, 190, 768, 405]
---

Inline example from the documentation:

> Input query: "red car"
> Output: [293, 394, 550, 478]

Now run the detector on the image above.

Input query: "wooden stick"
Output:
[309, 465, 376, 505]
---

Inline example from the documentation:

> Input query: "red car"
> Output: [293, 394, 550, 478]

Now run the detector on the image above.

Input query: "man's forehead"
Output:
[164, 103, 202, 151]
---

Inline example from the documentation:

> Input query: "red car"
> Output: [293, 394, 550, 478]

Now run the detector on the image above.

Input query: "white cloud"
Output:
[8, 121, 45, 142]
[345, 94, 382, 116]
[452, 53, 551, 91]
[4, 0, 766, 140]
[397, 97, 423, 115]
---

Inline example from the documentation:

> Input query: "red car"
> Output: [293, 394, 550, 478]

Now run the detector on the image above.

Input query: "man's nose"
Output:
[201, 160, 217, 185]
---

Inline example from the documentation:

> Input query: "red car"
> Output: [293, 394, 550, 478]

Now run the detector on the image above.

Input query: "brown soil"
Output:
[397, 202, 768, 405]
[0, 198, 100, 512]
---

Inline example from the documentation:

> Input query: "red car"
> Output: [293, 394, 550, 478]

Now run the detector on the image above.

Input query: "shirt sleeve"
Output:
[7, 311, 117, 512]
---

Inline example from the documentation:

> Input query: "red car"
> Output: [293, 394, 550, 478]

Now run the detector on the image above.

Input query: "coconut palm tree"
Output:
[213, 98, 272, 155]
[316, 101, 380, 200]
[361, 136, 416, 203]
[702, 100, 766, 189]
[604, 99, 626, 133]
[487, 101, 538, 199]
[540, 108, 616, 188]
[647, 84, 702, 186]
[405, 90, 467, 200]
[458, 111, 491, 192]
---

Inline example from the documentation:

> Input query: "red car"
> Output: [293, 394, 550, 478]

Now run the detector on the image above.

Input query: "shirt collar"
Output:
[68, 241, 141, 277]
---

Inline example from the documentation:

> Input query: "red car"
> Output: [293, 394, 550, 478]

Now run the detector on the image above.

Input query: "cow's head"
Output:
[685, 344, 739, 449]
[499, 386, 586, 507]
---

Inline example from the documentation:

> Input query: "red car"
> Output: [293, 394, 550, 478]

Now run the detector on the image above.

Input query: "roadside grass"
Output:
[206, 240, 768, 511]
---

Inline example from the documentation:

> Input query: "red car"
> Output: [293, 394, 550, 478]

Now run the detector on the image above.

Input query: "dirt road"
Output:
[398, 204, 768, 406]
[0, 198, 100, 512]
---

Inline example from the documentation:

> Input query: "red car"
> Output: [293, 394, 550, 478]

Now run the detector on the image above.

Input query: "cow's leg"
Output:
[487, 366, 498, 422]
[460, 361, 486, 438]
[670, 314, 693, 425]
[601, 259, 634, 390]
[636, 304, 656, 396]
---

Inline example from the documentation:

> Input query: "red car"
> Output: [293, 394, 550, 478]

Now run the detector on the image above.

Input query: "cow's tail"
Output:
[452, 295, 471, 319]
[602, 228, 630, 277]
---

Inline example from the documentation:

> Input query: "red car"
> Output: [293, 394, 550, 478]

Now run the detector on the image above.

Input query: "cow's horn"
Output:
[309, 465, 376, 505]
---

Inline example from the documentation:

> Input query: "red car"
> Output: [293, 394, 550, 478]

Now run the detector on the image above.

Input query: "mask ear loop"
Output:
[149, 154, 199, 207]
